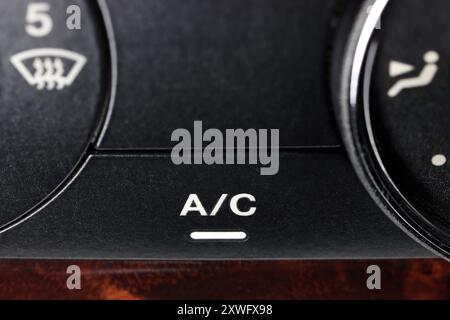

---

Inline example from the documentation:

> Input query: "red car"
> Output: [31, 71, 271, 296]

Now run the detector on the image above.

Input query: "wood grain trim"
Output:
[0, 259, 448, 300]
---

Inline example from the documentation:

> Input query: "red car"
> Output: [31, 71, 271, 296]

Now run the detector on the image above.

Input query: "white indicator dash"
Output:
[190, 231, 247, 241]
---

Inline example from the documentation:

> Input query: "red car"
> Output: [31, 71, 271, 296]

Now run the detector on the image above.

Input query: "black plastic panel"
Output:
[0, 0, 435, 260]
[99, 0, 341, 149]
[0, 152, 431, 259]
[0, 0, 107, 227]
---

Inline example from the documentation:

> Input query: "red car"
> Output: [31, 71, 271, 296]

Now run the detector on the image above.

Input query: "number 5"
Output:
[26, 3, 53, 38]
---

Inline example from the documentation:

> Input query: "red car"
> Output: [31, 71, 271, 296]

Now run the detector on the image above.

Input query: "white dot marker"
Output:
[431, 154, 447, 167]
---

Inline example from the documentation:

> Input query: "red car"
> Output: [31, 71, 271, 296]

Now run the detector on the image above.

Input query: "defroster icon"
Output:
[10, 48, 87, 91]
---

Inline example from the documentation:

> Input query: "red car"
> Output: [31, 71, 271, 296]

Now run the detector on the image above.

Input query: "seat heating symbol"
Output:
[10, 48, 87, 91]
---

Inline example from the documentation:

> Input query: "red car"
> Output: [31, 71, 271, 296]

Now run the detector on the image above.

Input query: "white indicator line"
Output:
[190, 231, 247, 241]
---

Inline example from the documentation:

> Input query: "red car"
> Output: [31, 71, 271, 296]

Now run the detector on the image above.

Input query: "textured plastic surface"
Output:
[0, 152, 432, 259]
[98, 0, 341, 149]
[0, 0, 434, 259]
[0, 0, 107, 227]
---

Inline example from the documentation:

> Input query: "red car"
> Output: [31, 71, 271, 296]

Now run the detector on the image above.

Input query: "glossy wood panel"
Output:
[0, 259, 448, 300]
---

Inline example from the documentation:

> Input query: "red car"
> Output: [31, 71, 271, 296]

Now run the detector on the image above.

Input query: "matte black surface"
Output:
[332, 0, 450, 260]
[99, 0, 341, 149]
[0, 0, 106, 227]
[371, 0, 450, 238]
[0, 153, 432, 259]
[0, 0, 435, 260]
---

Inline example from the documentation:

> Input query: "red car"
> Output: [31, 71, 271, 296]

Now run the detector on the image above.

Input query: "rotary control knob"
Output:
[0, 0, 110, 229]
[335, 0, 450, 259]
